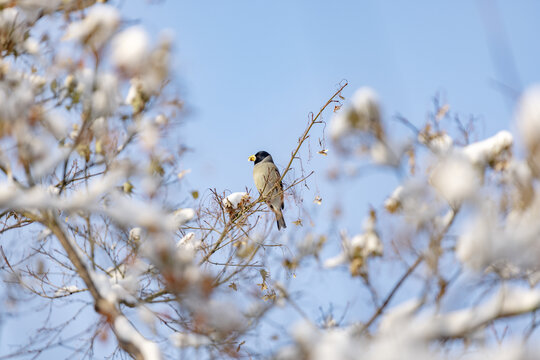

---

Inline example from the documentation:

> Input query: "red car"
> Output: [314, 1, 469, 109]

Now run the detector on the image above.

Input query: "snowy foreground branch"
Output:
[0, 2, 185, 359]
[278, 286, 540, 360]
[381, 286, 540, 341]
[45, 215, 161, 360]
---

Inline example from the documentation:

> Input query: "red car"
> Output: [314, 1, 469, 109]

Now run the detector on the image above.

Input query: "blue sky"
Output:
[120, 0, 540, 229]
[122, 0, 539, 187]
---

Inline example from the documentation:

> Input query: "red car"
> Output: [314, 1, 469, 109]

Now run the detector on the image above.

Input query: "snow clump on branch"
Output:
[329, 87, 407, 166]
[63, 4, 120, 49]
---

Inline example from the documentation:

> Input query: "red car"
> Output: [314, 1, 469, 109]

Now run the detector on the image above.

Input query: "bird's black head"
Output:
[252, 151, 271, 165]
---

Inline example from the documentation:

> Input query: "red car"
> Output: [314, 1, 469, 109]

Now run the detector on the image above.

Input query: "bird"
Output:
[248, 151, 286, 230]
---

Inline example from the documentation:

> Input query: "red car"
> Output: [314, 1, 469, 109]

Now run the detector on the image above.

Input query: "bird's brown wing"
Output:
[254, 162, 283, 209]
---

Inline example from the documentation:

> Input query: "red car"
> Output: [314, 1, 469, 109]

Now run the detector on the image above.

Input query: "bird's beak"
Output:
[248, 155, 256, 162]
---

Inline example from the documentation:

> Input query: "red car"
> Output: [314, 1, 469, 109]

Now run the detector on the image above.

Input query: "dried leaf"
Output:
[318, 149, 328, 156]
[436, 104, 450, 120]
[50, 79, 57, 93]
[191, 190, 199, 199]
[283, 258, 298, 270]
[95, 139, 104, 155]
[76, 143, 90, 161]
[349, 257, 365, 277]
[292, 219, 302, 226]
[259, 269, 269, 282]
[262, 290, 276, 302]
[369, 208, 376, 221]
[122, 181, 134, 194]
[257, 282, 268, 291]
[149, 159, 164, 176]
[229, 282, 237, 291]
[236, 340, 245, 352]
[317, 235, 327, 252]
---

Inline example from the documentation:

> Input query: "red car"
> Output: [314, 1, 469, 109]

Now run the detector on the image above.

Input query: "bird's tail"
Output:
[274, 209, 286, 231]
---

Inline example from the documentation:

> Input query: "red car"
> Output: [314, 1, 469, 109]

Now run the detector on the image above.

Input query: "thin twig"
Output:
[360, 255, 424, 334]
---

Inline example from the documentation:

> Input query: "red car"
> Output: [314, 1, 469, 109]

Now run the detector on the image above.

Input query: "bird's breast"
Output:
[253, 163, 280, 197]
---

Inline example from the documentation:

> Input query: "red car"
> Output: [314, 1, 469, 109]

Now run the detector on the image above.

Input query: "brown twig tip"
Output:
[280, 81, 348, 183]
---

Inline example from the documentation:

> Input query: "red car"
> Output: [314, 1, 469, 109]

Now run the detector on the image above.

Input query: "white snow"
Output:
[171, 208, 195, 228]
[54, 285, 79, 296]
[329, 87, 380, 141]
[137, 118, 160, 150]
[416, 286, 540, 340]
[90, 271, 124, 303]
[222, 192, 250, 209]
[63, 4, 120, 49]
[176, 232, 200, 251]
[421, 132, 453, 153]
[457, 184, 540, 273]
[324, 214, 382, 269]
[42, 111, 69, 140]
[90, 116, 108, 137]
[378, 299, 422, 335]
[0, 65, 35, 122]
[111, 26, 150, 74]
[462, 130, 512, 167]
[431, 131, 512, 206]
[91, 72, 121, 117]
[328, 111, 349, 142]
[75, 68, 121, 117]
[170, 332, 211, 348]
[351, 87, 379, 116]
[323, 252, 347, 268]
[129, 227, 142, 242]
[384, 185, 403, 213]
[456, 200, 498, 270]
[430, 153, 479, 205]
[0, 166, 195, 236]
[370, 141, 401, 166]
[114, 316, 162, 360]
[0, 181, 18, 205]
[384, 179, 443, 229]
[23, 37, 40, 54]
